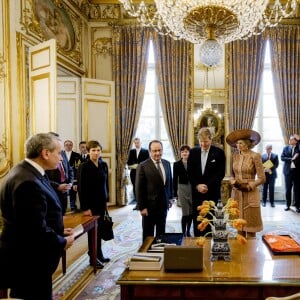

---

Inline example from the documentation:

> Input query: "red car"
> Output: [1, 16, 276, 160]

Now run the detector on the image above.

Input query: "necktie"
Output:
[156, 161, 164, 182]
[201, 150, 208, 173]
[58, 161, 66, 182]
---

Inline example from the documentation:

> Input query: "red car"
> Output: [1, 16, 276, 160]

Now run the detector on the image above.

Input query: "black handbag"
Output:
[99, 210, 114, 241]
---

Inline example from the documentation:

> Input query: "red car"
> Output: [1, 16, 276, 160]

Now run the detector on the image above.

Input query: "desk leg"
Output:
[62, 250, 66, 275]
[91, 220, 98, 274]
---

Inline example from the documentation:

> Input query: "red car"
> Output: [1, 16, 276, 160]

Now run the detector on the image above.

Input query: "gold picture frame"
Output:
[194, 108, 224, 148]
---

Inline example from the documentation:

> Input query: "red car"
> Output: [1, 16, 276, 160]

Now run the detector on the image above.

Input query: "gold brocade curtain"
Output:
[267, 26, 300, 144]
[152, 32, 192, 160]
[112, 25, 151, 205]
[227, 35, 266, 131]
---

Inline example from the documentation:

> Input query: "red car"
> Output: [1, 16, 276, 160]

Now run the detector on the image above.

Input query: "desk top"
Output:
[117, 237, 300, 286]
[63, 213, 99, 230]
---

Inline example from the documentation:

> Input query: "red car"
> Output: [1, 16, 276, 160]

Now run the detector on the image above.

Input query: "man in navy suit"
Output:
[135, 140, 173, 241]
[187, 127, 226, 237]
[127, 137, 149, 207]
[281, 134, 300, 212]
[64, 139, 81, 211]
[46, 133, 74, 214]
[261, 144, 279, 207]
[0, 133, 74, 300]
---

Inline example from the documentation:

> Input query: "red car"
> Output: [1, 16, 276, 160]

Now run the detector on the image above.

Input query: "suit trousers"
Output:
[262, 173, 276, 204]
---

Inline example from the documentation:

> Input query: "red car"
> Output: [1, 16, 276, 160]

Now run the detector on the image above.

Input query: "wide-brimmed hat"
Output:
[226, 129, 261, 148]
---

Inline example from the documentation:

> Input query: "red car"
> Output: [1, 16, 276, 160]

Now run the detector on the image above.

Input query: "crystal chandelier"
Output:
[118, 0, 297, 44]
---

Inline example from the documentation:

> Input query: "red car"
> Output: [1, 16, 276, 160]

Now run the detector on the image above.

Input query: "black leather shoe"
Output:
[284, 207, 290, 211]
[262, 203, 266, 207]
[90, 258, 104, 269]
[98, 256, 110, 263]
[271, 204, 275, 207]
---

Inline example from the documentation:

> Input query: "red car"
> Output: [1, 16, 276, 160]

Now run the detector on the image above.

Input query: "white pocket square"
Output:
[211, 159, 216, 162]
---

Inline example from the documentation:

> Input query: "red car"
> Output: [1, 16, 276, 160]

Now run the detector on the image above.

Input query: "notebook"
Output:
[164, 245, 203, 272]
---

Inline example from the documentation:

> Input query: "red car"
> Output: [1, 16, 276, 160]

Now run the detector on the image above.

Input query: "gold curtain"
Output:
[112, 25, 151, 205]
[152, 32, 192, 160]
[267, 25, 300, 144]
[227, 35, 267, 131]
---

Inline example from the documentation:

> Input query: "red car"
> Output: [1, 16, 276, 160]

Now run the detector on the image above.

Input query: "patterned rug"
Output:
[53, 211, 181, 300]
[54, 208, 300, 300]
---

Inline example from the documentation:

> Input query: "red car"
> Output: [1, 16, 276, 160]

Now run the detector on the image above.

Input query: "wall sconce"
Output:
[92, 38, 112, 57]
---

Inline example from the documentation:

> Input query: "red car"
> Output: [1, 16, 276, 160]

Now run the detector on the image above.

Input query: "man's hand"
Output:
[64, 235, 75, 250]
[140, 208, 148, 216]
[196, 184, 208, 194]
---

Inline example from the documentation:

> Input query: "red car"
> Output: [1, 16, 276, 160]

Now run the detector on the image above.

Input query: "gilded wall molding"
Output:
[20, 0, 84, 70]
[0, 53, 6, 81]
[92, 37, 112, 57]
[0, 0, 12, 177]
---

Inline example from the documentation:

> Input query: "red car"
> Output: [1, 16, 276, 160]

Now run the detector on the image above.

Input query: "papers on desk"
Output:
[73, 224, 84, 238]
[128, 253, 164, 270]
[148, 243, 177, 252]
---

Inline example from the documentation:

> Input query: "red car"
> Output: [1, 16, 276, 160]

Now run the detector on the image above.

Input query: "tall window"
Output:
[135, 41, 175, 163]
[253, 41, 284, 197]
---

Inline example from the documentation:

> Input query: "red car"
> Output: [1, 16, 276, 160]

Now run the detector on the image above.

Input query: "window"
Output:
[135, 41, 175, 163]
[253, 41, 284, 198]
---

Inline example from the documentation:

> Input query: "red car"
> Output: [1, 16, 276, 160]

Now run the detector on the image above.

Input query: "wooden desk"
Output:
[63, 213, 99, 274]
[117, 237, 300, 300]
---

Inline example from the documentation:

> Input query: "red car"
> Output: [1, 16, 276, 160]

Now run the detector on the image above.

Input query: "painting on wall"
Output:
[33, 0, 75, 52]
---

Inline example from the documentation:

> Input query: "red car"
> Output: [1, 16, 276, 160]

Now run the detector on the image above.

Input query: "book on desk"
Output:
[128, 252, 164, 270]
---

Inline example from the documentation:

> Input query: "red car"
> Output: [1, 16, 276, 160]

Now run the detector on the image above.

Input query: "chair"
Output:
[265, 293, 300, 300]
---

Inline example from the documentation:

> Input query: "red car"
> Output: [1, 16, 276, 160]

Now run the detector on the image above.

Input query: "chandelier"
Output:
[118, 0, 297, 44]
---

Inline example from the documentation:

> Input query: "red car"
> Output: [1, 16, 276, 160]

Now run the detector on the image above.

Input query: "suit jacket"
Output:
[173, 159, 189, 198]
[77, 158, 109, 215]
[46, 151, 74, 188]
[0, 161, 66, 292]
[127, 147, 150, 166]
[281, 145, 293, 176]
[261, 152, 279, 178]
[67, 150, 81, 184]
[187, 145, 226, 203]
[136, 158, 173, 214]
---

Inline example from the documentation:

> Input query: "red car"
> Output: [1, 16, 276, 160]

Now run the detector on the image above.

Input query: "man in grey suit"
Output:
[0, 133, 74, 300]
[187, 127, 226, 237]
[135, 140, 173, 241]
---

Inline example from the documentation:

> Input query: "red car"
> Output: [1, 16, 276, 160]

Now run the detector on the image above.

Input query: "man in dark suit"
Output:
[187, 127, 226, 237]
[0, 133, 74, 300]
[127, 137, 149, 208]
[261, 144, 279, 207]
[64, 139, 81, 211]
[46, 133, 74, 215]
[281, 134, 300, 212]
[135, 140, 173, 241]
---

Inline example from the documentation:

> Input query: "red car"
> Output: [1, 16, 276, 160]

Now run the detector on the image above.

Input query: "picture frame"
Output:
[194, 108, 224, 147]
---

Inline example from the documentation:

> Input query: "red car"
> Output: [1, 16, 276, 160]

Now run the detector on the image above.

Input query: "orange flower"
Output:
[197, 203, 210, 211]
[199, 207, 210, 216]
[196, 236, 206, 247]
[232, 218, 247, 230]
[236, 234, 247, 244]
[198, 218, 209, 231]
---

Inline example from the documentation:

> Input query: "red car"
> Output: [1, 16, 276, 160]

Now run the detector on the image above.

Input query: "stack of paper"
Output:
[128, 253, 164, 270]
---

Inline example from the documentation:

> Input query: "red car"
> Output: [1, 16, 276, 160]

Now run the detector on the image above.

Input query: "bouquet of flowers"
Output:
[196, 198, 247, 247]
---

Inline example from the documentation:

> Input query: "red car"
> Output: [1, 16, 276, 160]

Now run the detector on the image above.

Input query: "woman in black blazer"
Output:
[173, 144, 193, 237]
[77, 140, 110, 269]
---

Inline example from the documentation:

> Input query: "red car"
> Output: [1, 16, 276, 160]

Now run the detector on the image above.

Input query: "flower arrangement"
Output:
[195, 198, 247, 248]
